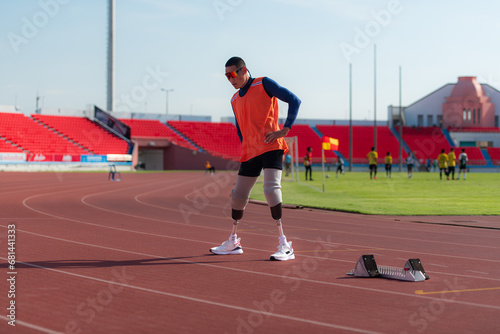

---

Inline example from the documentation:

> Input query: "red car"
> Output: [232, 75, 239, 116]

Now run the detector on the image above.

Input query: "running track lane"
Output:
[0, 172, 499, 333]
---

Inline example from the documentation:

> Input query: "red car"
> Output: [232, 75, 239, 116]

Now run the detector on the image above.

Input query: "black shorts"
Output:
[385, 164, 391, 171]
[459, 164, 467, 169]
[238, 150, 284, 177]
[369, 164, 377, 171]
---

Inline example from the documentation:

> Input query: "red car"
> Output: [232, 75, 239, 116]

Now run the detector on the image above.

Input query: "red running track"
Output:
[0, 172, 499, 334]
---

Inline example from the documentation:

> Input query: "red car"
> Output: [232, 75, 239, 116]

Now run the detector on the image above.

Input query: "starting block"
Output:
[347, 255, 430, 282]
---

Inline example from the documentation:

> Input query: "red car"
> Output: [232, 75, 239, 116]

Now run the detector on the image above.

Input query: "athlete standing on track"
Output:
[210, 56, 301, 261]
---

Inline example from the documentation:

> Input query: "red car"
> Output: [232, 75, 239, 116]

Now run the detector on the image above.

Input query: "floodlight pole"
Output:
[294, 136, 299, 182]
[35, 89, 40, 113]
[399, 66, 403, 172]
[322, 147, 325, 193]
[373, 44, 377, 150]
[106, 0, 115, 112]
[349, 63, 353, 171]
[161, 88, 174, 115]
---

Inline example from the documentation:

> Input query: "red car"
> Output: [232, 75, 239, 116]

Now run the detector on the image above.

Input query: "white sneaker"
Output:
[270, 241, 295, 261]
[210, 237, 243, 255]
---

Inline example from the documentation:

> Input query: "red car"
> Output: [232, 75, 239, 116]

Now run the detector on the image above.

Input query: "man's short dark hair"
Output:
[226, 56, 246, 68]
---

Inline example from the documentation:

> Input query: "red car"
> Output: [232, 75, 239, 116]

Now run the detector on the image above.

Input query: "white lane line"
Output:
[0, 315, 63, 334]
[466, 270, 489, 275]
[428, 263, 449, 268]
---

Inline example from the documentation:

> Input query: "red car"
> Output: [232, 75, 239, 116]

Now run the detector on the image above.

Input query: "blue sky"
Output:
[1, 0, 500, 122]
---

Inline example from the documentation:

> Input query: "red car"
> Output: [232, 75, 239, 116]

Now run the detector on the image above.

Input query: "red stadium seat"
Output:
[487, 147, 500, 166]
[449, 127, 500, 133]
[119, 118, 198, 151]
[168, 121, 241, 161]
[316, 125, 405, 164]
[282, 124, 336, 164]
[32, 114, 129, 154]
[0, 113, 88, 155]
[402, 127, 450, 163]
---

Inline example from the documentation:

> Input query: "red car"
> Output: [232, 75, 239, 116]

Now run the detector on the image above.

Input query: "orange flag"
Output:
[322, 136, 339, 151]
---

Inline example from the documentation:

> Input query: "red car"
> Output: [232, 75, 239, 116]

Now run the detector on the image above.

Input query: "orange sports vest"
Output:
[231, 77, 288, 162]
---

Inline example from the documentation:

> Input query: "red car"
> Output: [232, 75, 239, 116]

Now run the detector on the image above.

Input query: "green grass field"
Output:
[250, 171, 500, 215]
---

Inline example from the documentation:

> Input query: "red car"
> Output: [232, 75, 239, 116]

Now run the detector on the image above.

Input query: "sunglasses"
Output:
[225, 67, 244, 79]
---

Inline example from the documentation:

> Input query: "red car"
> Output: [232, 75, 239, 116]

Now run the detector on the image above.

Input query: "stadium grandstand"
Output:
[167, 120, 241, 161]
[119, 118, 197, 150]
[32, 114, 129, 155]
[401, 126, 451, 163]
[316, 125, 405, 164]
[1, 76, 500, 171]
[0, 112, 88, 159]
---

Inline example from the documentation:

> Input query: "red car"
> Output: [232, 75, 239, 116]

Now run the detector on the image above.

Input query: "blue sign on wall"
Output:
[81, 155, 108, 163]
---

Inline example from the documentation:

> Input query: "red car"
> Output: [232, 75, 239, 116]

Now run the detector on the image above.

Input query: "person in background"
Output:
[284, 151, 292, 176]
[367, 147, 378, 180]
[448, 148, 457, 180]
[304, 147, 313, 181]
[457, 148, 468, 180]
[406, 152, 415, 179]
[438, 149, 449, 180]
[384, 152, 392, 178]
[336, 155, 344, 177]
[205, 161, 215, 175]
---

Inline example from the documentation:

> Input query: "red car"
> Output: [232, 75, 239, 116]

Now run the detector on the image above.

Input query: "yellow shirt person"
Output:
[384, 152, 393, 178]
[367, 149, 378, 165]
[438, 151, 448, 169]
[367, 147, 378, 180]
[447, 148, 457, 180]
[448, 149, 456, 167]
[437, 149, 449, 180]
